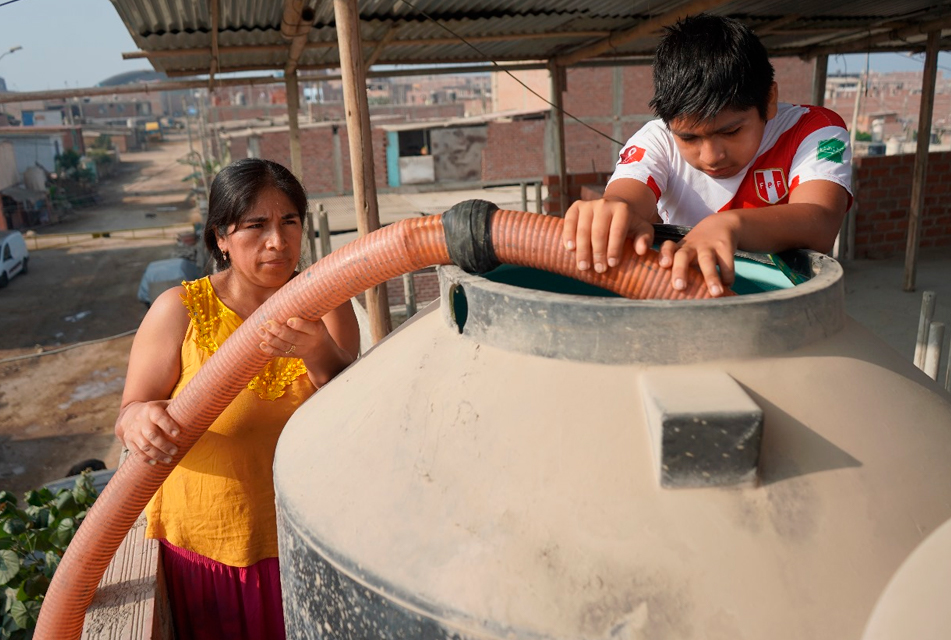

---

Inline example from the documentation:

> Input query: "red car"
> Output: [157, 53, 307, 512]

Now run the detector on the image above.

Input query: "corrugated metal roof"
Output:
[108, 0, 951, 78]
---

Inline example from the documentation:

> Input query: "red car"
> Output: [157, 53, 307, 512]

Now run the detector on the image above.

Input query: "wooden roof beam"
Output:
[794, 15, 951, 59]
[553, 0, 733, 67]
[209, 0, 220, 89]
[120, 30, 613, 61]
[281, 0, 318, 76]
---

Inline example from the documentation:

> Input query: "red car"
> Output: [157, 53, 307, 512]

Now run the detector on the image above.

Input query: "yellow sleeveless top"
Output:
[145, 277, 316, 567]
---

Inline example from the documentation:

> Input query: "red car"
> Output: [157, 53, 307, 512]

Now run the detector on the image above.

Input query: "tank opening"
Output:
[484, 253, 805, 298]
[449, 283, 468, 333]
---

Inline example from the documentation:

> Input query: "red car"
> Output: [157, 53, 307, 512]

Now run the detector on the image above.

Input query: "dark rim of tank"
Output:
[438, 250, 844, 365]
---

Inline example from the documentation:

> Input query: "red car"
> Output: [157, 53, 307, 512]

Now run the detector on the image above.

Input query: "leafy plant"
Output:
[0, 474, 99, 639]
[54, 150, 81, 175]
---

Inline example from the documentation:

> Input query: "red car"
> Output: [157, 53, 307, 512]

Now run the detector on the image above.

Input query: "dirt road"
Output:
[0, 137, 197, 495]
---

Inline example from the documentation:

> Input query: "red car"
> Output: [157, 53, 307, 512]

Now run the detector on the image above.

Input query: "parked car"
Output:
[0, 230, 29, 288]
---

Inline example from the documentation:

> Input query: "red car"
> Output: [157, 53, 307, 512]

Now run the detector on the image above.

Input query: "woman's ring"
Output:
[285, 344, 296, 355]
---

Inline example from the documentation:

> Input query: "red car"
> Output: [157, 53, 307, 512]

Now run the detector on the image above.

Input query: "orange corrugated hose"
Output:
[36, 207, 720, 638]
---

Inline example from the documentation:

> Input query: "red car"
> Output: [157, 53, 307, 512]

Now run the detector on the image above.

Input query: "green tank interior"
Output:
[485, 254, 801, 297]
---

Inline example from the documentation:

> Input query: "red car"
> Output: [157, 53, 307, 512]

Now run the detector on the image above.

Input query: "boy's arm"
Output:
[664, 179, 850, 296]
[563, 178, 661, 273]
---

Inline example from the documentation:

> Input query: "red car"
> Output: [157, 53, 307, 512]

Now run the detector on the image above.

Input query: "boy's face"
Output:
[667, 83, 778, 180]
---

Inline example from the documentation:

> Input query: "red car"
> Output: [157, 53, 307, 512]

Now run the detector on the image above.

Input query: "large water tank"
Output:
[274, 251, 951, 639]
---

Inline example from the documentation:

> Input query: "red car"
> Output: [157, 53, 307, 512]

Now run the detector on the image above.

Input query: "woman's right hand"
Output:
[115, 400, 182, 465]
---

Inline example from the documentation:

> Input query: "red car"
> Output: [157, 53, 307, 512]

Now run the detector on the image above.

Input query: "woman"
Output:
[115, 158, 359, 639]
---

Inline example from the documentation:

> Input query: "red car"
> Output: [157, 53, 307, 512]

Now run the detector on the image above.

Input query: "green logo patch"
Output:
[817, 138, 846, 163]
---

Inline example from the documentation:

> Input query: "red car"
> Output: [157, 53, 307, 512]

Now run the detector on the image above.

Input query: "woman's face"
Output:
[216, 185, 303, 289]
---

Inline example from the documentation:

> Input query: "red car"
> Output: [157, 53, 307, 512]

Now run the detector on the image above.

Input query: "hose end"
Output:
[442, 199, 501, 274]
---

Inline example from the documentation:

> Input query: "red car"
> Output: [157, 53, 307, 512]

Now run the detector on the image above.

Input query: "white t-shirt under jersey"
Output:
[608, 103, 853, 226]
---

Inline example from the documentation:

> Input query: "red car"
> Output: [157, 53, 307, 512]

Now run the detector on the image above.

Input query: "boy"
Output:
[563, 14, 852, 297]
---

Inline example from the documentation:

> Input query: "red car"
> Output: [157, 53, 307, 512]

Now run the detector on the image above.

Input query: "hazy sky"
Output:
[0, 0, 949, 93]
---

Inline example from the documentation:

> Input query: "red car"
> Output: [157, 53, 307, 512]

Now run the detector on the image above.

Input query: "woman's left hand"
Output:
[257, 317, 333, 360]
[257, 316, 355, 387]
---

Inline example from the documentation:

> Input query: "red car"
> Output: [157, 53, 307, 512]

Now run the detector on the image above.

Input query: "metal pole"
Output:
[914, 291, 937, 369]
[903, 31, 940, 292]
[923, 322, 945, 381]
[334, 0, 391, 342]
[318, 204, 331, 258]
[306, 207, 318, 265]
[402, 272, 417, 318]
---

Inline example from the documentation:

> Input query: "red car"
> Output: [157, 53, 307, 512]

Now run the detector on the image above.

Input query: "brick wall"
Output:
[851, 152, 951, 258]
[231, 125, 388, 194]
[483, 120, 546, 181]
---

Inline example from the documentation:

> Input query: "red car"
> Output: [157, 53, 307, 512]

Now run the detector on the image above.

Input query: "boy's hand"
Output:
[661, 212, 740, 297]
[563, 197, 655, 273]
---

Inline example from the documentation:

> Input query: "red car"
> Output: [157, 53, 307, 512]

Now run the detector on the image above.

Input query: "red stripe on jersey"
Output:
[720, 106, 847, 212]
[646, 175, 661, 201]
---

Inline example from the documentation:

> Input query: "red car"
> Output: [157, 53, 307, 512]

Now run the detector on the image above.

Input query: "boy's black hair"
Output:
[649, 14, 775, 124]
[203, 158, 308, 270]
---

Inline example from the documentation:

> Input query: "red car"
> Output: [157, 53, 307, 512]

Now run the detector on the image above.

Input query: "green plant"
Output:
[0, 474, 98, 639]
[89, 134, 113, 151]
[854, 130, 872, 142]
[54, 150, 81, 175]
[86, 147, 113, 166]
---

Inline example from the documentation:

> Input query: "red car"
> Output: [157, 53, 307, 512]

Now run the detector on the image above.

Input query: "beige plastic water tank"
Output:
[275, 251, 951, 640]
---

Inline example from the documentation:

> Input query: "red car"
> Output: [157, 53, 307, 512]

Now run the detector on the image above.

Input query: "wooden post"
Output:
[520, 181, 528, 211]
[535, 181, 543, 215]
[286, 72, 303, 181]
[549, 60, 568, 215]
[812, 54, 828, 107]
[318, 203, 331, 258]
[923, 322, 945, 381]
[903, 31, 940, 292]
[285, 71, 314, 267]
[914, 291, 937, 369]
[334, 0, 391, 342]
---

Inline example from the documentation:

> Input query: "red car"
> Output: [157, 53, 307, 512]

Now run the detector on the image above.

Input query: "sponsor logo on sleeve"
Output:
[619, 144, 646, 164]
[817, 138, 846, 163]
[754, 168, 789, 204]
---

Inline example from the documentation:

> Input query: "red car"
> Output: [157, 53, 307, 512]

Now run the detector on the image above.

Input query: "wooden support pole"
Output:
[812, 54, 828, 107]
[535, 181, 543, 214]
[903, 31, 940, 292]
[334, 0, 391, 343]
[549, 60, 568, 216]
[923, 322, 945, 381]
[520, 182, 528, 211]
[286, 72, 303, 181]
[914, 291, 937, 369]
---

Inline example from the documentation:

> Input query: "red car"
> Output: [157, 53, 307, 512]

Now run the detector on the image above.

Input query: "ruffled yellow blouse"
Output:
[145, 277, 316, 567]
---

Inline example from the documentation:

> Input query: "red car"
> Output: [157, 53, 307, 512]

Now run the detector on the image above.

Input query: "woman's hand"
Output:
[115, 400, 181, 465]
[257, 316, 356, 387]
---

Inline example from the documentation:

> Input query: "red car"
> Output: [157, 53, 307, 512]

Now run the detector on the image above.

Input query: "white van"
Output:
[0, 230, 29, 287]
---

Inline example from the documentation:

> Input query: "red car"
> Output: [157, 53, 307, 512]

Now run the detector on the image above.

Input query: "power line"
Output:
[388, 0, 624, 146]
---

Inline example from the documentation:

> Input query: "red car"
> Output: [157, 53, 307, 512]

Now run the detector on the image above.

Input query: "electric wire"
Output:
[0, 329, 138, 365]
[389, 0, 625, 146]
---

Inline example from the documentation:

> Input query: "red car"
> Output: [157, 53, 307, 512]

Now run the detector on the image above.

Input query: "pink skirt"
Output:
[160, 540, 285, 640]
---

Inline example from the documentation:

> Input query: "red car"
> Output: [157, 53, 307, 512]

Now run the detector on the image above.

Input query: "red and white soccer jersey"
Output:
[608, 103, 853, 227]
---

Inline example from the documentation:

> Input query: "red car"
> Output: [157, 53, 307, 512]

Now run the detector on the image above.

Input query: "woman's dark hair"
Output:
[649, 14, 775, 125]
[203, 158, 308, 270]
